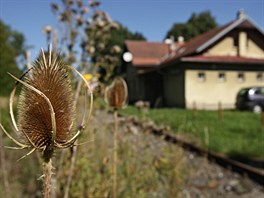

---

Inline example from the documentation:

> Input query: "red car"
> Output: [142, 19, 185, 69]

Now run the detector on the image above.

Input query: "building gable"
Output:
[201, 18, 264, 58]
[203, 28, 264, 58]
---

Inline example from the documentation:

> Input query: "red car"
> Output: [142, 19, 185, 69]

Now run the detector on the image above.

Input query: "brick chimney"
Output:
[237, 9, 247, 57]
[237, 9, 246, 19]
[238, 31, 247, 57]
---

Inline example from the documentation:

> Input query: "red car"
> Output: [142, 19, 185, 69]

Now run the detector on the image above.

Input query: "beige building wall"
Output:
[185, 70, 264, 109]
[205, 33, 264, 58]
[247, 39, 264, 58]
[205, 37, 237, 56]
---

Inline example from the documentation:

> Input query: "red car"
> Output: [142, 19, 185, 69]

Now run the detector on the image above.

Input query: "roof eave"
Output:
[180, 57, 264, 65]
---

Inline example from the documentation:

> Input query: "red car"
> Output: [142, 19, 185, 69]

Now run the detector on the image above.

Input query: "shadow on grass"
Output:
[227, 152, 264, 170]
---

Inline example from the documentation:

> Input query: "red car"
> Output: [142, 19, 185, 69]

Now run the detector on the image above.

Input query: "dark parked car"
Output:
[235, 86, 264, 113]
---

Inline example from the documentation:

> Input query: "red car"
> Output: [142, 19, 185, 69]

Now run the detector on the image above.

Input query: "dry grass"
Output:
[55, 110, 185, 198]
[0, 100, 186, 197]
[0, 97, 8, 110]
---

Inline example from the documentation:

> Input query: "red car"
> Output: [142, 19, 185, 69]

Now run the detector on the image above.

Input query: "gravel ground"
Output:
[115, 113, 264, 198]
[180, 150, 263, 198]
[92, 110, 263, 197]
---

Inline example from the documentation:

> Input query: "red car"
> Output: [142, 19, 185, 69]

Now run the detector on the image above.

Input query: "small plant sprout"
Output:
[104, 76, 128, 198]
[0, 47, 93, 197]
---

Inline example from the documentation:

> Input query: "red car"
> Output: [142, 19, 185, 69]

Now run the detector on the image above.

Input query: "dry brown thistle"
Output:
[0, 47, 93, 197]
[104, 77, 128, 110]
[0, 48, 93, 162]
[104, 76, 128, 198]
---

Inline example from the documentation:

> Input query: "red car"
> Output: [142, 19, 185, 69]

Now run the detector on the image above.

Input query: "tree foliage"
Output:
[96, 22, 145, 80]
[108, 22, 146, 48]
[0, 19, 25, 96]
[165, 11, 218, 41]
[48, 0, 145, 83]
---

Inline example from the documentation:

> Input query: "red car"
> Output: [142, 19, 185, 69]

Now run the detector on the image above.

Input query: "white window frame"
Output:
[237, 72, 245, 82]
[197, 72, 206, 82]
[256, 73, 263, 82]
[218, 72, 226, 82]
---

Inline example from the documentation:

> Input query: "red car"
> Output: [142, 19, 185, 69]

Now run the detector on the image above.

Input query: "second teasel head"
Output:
[104, 77, 128, 109]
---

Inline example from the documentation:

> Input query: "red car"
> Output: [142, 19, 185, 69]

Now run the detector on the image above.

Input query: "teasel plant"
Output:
[104, 76, 128, 198]
[0, 47, 93, 198]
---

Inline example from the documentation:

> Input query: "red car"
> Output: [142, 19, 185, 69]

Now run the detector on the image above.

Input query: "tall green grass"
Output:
[121, 107, 264, 158]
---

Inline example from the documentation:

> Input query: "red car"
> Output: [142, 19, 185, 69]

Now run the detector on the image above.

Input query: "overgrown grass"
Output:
[121, 106, 264, 159]
[0, 98, 186, 197]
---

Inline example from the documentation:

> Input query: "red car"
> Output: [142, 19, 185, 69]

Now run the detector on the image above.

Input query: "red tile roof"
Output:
[125, 40, 171, 66]
[125, 16, 264, 68]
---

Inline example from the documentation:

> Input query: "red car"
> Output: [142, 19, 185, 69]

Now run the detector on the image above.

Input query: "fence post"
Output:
[261, 111, 264, 128]
[192, 101, 197, 116]
[218, 101, 223, 120]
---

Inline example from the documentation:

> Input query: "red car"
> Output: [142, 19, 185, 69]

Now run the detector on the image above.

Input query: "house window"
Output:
[237, 72, 245, 82]
[256, 73, 263, 82]
[198, 72, 206, 82]
[218, 72, 226, 82]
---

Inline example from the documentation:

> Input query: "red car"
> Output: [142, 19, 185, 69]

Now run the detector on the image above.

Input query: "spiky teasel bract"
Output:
[18, 50, 75, 158]
[0, 48, 93, 162]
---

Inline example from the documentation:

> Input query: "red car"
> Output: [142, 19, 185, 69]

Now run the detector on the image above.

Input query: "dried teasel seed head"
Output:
[17, 49, 75, 149]
[110, 45, 121, 54]
[42, 25, 52, 34]
[89, 0, 100, 8]
[50, 3, 59, 12]
[81, 6, 89, 14]
[104, 77, 128, 109]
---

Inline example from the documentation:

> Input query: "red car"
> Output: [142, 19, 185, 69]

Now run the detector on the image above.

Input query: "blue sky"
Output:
[0, 0, 263, 59]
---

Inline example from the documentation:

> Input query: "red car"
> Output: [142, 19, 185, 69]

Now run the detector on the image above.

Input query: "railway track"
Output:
[127, 116, 264, 186]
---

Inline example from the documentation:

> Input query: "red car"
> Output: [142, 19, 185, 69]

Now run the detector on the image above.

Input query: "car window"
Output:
[238, 88, 249, 96]
[255, 89, 260, 94]
[260, 88, 264, 95]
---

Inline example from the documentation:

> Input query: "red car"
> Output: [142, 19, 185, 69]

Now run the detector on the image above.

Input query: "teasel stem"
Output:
[43, 159, 53, 198]
[113, 109, 118, 198]
[104, 77, 128, 198]
[64, 146, 77, 198]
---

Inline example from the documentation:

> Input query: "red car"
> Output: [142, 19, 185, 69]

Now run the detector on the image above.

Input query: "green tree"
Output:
[0, 19, 25, 96]
[108, 22, 146, 48]
[165, 11, 217, 41]
[95, 22, 145, 80]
